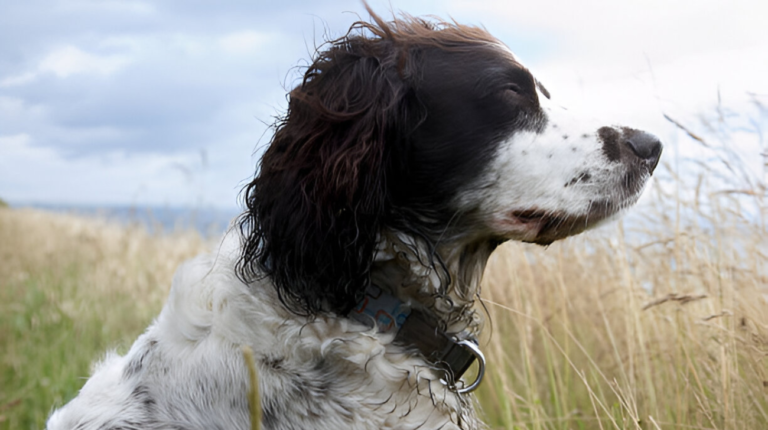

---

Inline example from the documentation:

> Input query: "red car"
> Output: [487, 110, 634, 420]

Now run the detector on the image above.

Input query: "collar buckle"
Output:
[450, 339, 486, 394]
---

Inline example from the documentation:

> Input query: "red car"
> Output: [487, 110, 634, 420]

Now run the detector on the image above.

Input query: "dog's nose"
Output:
[625, 131, 662, 171]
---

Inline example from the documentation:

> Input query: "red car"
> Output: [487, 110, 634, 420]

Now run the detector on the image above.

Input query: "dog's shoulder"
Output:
[46, 231, 271, 430]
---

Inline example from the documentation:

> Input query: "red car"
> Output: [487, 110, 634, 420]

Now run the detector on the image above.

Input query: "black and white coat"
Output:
[47, 8, 661, 430]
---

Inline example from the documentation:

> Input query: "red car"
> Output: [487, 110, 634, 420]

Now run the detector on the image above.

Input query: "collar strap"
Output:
[350, 285, 486, 393]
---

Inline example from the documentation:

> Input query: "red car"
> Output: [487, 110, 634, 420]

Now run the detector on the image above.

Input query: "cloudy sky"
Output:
[1, 0, 766, 211]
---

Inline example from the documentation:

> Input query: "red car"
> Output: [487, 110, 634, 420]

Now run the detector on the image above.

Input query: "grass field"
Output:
[0, 209, 209, 429]
[2, 143, 767, 428]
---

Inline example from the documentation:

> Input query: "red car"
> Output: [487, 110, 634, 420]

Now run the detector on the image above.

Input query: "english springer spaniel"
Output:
[47, 8, 662, 430]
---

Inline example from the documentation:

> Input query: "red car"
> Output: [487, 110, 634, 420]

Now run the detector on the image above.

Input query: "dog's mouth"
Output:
[505, 201, 616, 245]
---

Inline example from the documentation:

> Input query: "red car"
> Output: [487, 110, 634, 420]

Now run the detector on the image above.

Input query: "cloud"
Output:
[60, 0, 157, 15]
[449, 0, 767, 59]
[0, 130, 252, 208]
[219, 31, 273, 56]
[0, 27, 289, 157]
[0, 72, 37, 87]
[40, 45, 131, 78]
[1, 45, 133, 88]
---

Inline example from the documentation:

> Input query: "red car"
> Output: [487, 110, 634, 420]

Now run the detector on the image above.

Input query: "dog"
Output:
[47, 8, 661, 430]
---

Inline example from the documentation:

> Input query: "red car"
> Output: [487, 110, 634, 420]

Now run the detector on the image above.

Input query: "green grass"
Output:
[0, 208, 206, 429]
[1, 267, 150, 429]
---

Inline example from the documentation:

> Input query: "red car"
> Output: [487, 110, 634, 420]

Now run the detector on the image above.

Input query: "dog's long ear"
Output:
[238, 36, 412, 316]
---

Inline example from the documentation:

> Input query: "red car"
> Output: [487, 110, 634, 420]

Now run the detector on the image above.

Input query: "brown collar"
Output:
[350, 285, 486, 393]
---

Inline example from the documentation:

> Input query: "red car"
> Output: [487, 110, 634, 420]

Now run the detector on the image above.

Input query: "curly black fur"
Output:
[238, 16, 412, 315]
[237, 9, 514, 316]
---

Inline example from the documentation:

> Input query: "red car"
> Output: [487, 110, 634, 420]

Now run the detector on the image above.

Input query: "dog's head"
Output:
[238, 9, 661, 316]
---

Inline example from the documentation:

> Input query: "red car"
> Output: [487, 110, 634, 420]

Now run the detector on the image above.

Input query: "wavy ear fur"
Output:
[238, 27, 416, 315]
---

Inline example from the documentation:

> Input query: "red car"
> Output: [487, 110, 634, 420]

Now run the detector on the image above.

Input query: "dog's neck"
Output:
[370, 230, 495, 334]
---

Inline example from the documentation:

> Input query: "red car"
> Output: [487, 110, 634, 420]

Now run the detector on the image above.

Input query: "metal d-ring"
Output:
[456, 339, 486, 394]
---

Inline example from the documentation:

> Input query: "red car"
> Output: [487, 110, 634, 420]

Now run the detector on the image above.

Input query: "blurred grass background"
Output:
[1, 110, 767, 429]
[0, 210, 208, 429]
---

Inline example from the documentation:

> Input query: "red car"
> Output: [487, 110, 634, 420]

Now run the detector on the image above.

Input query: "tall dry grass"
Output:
[476, 215, 767, 429]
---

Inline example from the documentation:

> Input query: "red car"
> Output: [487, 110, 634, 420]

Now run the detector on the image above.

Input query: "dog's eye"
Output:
[503, 83, 523, 95]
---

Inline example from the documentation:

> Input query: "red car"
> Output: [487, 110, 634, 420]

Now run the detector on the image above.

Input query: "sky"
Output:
[1, 0, 766, 211]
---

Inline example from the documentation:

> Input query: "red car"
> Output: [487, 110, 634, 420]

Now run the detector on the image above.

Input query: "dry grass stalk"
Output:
[241, 346, 262, 430]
